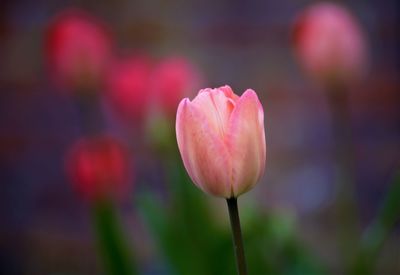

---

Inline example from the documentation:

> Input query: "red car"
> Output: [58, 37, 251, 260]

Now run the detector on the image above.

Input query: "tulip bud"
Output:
[176, 85, 266, 198]
[66, 136, 132, 202]
[152, 56, 202, 117]
[105, 55, 153, 123]
[45, 9, 112, 93]
[293, 3, 368, 86]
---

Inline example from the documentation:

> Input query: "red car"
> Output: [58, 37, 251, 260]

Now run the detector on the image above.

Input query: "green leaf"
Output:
[353, 171, 400, 274]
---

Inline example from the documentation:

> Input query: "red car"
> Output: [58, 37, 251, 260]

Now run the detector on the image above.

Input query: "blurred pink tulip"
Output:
[176, 85, 266, 198]
[106, 55, 153, 122]
[66, 135, 132, 202]
[46, 9, 112, 92]
[152, 56, 202, 116]
[293, 2, 368, 85]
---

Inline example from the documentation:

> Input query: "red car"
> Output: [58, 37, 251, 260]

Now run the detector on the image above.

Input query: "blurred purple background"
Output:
[0, 0, 399, 273]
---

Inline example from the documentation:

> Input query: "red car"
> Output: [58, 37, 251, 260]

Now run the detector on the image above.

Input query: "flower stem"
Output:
[327, 84, 358, 270]
[93, 199, 136, 275]
[226, 197, 247, 275]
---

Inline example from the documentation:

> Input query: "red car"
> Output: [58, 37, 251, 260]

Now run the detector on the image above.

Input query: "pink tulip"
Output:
[152, 56, 202, 117]
[176, 85, 266, 198]
[105, 55, 153, 122]
[46, 9, 112, 92]
[66, 135, 132, 202]
[293, 2, 368, 85]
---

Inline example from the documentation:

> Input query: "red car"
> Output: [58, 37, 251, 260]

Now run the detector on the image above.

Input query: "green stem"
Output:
[75, 92, 104, 135]
[327, 85, 358, 269]
[227, 197, 247, 275]
[92, 200, 136, 275]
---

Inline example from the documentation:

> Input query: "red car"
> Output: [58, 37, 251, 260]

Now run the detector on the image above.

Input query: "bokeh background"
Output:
[0, 0, 399, 274]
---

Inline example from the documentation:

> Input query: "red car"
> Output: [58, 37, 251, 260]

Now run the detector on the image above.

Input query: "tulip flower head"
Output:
[152, 56, 202, 117]
[46, 9, 112, 92]
[106, 55, 153, 123]
[66, 136, 132, 202]
[176, 85, 266, 198]
[293, 2, 368, 86]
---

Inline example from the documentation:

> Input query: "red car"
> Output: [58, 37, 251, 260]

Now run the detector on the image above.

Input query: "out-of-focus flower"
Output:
[45, 9, 112, 92]
[105, 55, 153, 122]
[152, 56, 202, 117]
[66, 135, 132, 202]
[292, 2, 368, 86]
[176, 85, 266, 198]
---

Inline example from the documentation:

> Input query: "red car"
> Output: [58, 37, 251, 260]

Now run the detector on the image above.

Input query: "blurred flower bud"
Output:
[45, 9, 112, 93]
[105, 55, 153, 123]
[152, 56, 202, 117]
[293, 3, 368, 86]
[66, 135, 132, 202]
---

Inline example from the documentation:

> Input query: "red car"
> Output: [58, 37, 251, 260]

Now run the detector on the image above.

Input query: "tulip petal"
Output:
[219, 85, 239, 101]
[191, 89, 235, 138]
[227, 89, 266, 197]
[176, 98, 232, 197]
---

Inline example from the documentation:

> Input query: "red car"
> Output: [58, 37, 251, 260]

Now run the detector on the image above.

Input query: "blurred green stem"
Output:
[327, 84, 358, 269]
[76, 92, 104, 135]
[227, 197, 247, 275]
[92, 199, 136, 275]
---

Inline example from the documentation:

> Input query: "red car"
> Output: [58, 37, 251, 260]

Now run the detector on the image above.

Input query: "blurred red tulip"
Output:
[152, 56, 202, 116]
[293, 3, 368, 86]
[46, 9, 112, 93]
[66, 136, 132, 202]
[106, 55, 153, 122]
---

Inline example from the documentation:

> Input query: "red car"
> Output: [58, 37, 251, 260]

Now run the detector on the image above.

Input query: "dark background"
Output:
[0, 0, 399, 273]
